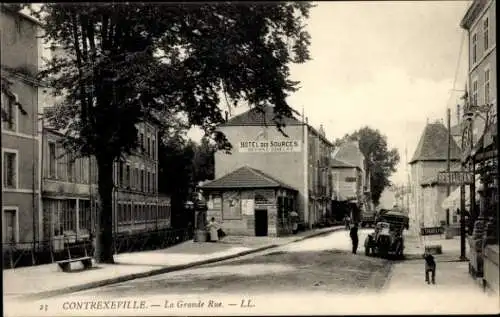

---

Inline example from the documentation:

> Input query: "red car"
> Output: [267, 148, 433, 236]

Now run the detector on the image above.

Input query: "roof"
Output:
[331, 158, 356, 168]
[460, 0, 488, 30]
[200, 166, 297, 192]
[409, 121, 462, 164]
[221, 105, 303, 127]
[220, 105, 334, 147]
[333, 141, 364, 169]
[450, 122, 464, 137]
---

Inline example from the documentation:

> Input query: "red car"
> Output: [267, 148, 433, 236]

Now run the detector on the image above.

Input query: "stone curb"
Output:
[20, 226, 343, 301]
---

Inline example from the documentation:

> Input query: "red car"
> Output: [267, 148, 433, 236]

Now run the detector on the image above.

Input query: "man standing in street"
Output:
[350, 223, 359, 254]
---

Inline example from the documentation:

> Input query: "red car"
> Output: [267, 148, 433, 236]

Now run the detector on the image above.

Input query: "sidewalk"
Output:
[3, 226, 342, 301]
[382, 259, 499, 314]
[403, 232, 471, 261]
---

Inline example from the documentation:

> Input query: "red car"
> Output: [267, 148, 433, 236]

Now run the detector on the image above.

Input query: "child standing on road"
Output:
[424, 251, 436, 284]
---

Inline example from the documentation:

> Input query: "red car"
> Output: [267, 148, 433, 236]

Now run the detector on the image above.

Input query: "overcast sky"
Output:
[191, 0, 471, 185]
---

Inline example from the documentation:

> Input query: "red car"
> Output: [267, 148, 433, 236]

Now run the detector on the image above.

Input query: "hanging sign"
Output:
[239, 140, 301, 153]
[437, 171, 474, 185]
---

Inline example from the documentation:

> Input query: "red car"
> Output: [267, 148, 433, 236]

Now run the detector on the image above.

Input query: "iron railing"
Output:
[2, 227, 192, 269]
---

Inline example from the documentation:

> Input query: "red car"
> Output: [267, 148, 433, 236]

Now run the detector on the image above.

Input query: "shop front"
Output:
[200, 166, 299, 237]
[460, 114, 498, 293]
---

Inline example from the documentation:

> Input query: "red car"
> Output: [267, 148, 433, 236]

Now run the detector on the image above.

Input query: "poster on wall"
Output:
[222, 192, 242, 220]
[239, 140, 301, 153]
[242, 199, 255, 216]
[208, 195, 222, 210]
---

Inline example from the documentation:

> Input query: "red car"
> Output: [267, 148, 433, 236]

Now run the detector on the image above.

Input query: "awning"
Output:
[469, 120, 497, 161]
[441, 174, 481, 210]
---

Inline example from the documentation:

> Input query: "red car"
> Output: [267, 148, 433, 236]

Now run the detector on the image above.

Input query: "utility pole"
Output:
[459, 87, 468, 260]
[446, 108, 451, 226]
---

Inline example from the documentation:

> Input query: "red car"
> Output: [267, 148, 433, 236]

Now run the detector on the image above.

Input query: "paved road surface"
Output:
[5, 229, 498, 316]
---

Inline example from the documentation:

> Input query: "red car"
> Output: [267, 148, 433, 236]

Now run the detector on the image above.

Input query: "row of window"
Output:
[471, 67, 492, 107]
[39, 199, 170, 240]
[117, 203, 170, 224]
[471, 16, 491, 65]
[138, 129, 157, 160]
[3, 146, 158, 193]
[47, 142, 96, 183]
[117, 162, 157, 193]
[43, 199, 93, 236]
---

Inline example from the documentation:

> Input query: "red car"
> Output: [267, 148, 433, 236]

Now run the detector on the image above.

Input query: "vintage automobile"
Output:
[364, 211, 408, 258]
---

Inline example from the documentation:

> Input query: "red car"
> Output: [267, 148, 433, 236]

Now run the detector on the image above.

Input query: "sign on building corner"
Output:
[239, 140, 302, 153]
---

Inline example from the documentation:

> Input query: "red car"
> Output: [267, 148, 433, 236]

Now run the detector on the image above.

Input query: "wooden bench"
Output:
[56, 236, 93, 272]
[57, 256, 93, 272]
[425, 245, 443, 255]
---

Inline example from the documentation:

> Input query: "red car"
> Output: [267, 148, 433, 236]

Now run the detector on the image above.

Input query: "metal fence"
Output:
[2, 227, 192, 269]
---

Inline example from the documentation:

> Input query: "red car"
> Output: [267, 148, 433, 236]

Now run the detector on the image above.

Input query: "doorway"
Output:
[254, 208, 268, 236]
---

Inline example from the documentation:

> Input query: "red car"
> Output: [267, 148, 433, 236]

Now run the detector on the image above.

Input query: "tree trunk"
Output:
[95, 156, 115, 264]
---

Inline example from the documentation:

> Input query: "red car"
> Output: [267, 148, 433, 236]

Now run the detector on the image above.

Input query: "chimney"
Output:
[225, 111, 228, 122]
[319, 124, 325, 136]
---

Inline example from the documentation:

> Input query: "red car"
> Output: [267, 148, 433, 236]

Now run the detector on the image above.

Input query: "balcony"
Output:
[42, 178, 91, 197]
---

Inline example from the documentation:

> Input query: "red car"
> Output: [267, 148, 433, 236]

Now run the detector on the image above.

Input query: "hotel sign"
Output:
[239, 140, 301, 153]
[437, 171, 474, 185]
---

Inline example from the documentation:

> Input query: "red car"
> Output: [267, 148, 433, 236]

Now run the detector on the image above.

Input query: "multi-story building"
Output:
[408, 121, 462, 234]
[1, 6, 43, 249]
[205, 106, 333, 235]
[113, 120, 171, 234]
[461, 0, 496, 118]
[40, 121, 171, 244]
[460, 0, 498, 295]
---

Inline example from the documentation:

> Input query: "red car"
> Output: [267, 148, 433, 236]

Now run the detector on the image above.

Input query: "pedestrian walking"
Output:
[349, 223, 359, 254]
[206, 217, 219, 242]
[423, 251, 436, 284]
[290, 211, 299, 234]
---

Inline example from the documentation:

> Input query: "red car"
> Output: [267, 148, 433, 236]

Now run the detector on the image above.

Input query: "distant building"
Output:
[419, 162, 462, 227]
[330, 140, 368, 222]
[202, 106, 333, 236]
[409, 121, 462, 232]
[1, 7, 43, 248]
